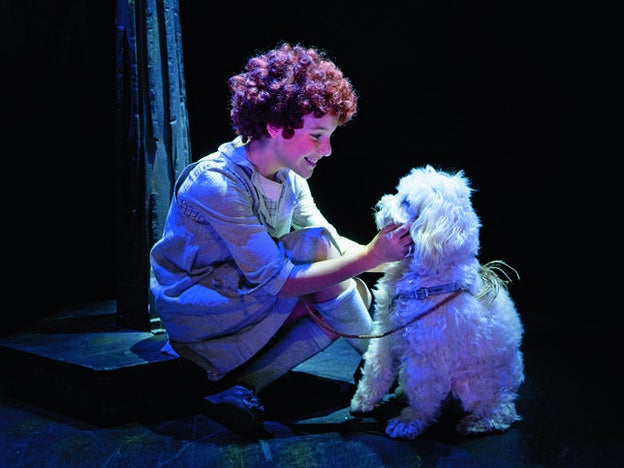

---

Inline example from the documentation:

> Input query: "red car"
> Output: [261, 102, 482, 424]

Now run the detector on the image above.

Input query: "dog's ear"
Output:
[409, 171, 481, 268]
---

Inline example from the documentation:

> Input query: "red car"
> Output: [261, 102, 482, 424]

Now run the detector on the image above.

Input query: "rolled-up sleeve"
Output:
[177, 163, 293, 295]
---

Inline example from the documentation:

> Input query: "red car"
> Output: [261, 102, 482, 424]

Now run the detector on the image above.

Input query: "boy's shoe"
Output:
[200, 385, 265, 435]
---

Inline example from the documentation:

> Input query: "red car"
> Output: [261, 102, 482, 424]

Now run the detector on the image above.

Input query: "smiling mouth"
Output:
[304, 157, 318, 167]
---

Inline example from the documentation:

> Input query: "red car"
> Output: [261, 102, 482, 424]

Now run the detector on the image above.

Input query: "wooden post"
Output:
[114, 0, 191, 330]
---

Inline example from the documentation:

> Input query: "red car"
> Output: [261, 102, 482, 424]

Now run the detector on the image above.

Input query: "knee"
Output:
[283, 227, 341, 263]
[310, 227, 341, 261]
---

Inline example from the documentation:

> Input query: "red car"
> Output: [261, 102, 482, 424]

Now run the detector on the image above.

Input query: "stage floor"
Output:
[0, 302, 621, 467]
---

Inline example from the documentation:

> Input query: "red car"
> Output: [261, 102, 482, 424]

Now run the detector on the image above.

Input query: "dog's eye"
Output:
[400, 197, 420, 223]
[400, 198, 415, 216]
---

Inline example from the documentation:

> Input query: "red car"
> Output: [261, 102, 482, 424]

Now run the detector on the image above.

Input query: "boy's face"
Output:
[268, 113, 339, 180]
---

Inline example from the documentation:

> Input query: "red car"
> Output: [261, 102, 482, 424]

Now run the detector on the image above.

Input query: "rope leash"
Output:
[301, 289, 463, 339]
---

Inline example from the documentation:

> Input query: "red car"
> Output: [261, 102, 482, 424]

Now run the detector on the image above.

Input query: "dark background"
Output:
[4, 1, 116, 331]
[5, 1, 563, 333]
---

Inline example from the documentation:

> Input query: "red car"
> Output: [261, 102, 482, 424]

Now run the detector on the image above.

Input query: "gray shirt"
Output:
[150, 136, 349, 379]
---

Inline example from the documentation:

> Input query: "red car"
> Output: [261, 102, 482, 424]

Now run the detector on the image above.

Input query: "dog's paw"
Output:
[349, 393, 379, 415]
[385, 415, 428, 440]
[382, 406, 430, 439]
[456, 410, 519, 435]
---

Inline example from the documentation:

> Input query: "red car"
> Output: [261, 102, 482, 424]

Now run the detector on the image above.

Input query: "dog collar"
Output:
[394, 282, 464, 301]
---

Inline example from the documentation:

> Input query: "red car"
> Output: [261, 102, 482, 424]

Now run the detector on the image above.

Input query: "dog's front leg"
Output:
[350, 334, 397, 413]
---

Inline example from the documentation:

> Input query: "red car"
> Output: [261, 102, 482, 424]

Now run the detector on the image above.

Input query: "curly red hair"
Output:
[228, 43, 358, 140]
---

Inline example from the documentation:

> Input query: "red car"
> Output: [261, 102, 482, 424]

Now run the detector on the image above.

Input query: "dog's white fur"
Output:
[350, 165, 524, 440]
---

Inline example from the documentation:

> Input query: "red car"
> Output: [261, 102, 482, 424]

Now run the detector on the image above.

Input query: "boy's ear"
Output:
[266, 123, 281, 138]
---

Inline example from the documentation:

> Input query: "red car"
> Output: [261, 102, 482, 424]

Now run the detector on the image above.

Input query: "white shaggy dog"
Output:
[350, 165, 524, 440]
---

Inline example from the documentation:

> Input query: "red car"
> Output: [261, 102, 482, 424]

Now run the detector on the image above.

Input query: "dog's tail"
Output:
[477, 260, 520, 303]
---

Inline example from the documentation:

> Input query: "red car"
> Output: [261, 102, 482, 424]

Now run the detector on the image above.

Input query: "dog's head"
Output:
[375, 165, 481, 269]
